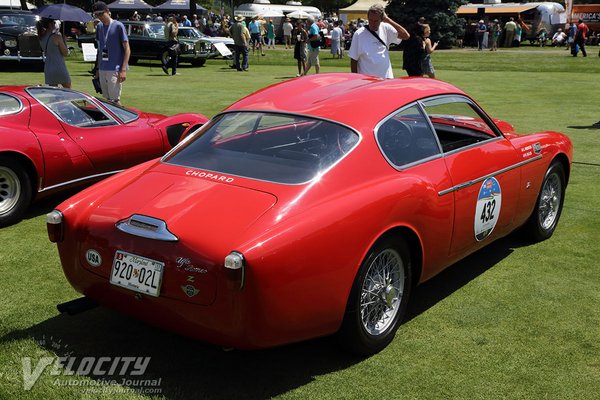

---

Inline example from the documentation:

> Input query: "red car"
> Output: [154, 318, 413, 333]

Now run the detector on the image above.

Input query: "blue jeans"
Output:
[234, 45, 248, 70]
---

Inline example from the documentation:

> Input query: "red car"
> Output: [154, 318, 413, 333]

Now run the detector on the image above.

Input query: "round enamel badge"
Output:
[474, 177, 502, 241]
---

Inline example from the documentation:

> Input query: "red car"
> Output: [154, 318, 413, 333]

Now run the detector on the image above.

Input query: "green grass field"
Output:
[1, 46, 599, 399]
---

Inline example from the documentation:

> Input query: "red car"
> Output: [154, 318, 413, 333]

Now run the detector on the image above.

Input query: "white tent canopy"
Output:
[339, 0, 387, 12]
[286, 10, 311, 19]
[339, 0, 387, 22]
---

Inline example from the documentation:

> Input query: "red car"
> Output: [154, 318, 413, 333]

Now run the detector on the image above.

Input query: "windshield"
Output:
[178, 28, 201, 38]
[164, 112, 360, 184]
[146, 24, 165, 38]
[0, 13, 38, 27]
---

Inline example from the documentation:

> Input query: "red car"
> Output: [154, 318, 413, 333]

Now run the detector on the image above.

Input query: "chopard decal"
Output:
[181, 285, 200, 297]
[185, 170, 234, 183]
[176, 257, 208, 274]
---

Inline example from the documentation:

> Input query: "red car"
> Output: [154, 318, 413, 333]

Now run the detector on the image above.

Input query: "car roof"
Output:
[225, 73, 466, 128]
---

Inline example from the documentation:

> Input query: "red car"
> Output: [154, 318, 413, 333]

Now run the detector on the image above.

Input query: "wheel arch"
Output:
[552, 152, 570, 184]
[0, 151, 39, 197]
[368, 225, 424, 288]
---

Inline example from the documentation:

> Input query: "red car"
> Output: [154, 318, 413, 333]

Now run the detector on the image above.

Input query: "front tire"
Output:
[0, 156, 33, 227]
[523, 160, 566, 242]
[339, 236, 413, 355]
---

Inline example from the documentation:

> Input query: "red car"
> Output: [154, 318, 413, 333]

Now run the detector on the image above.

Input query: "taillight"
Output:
[224, 251, 245, 289]
[46, 210, 64, 243]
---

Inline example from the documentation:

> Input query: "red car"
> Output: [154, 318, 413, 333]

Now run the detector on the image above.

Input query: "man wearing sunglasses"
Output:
[92, 1, 130, 105]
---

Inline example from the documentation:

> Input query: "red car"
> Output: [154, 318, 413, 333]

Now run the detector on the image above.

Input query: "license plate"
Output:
[110, 251, 164, 297]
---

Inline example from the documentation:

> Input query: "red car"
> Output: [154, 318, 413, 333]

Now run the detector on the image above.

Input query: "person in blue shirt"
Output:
[181, 15, 192, 27]
[248, 15, 264, 56]
[92, 1, 130, 105]
[305, 15, 320, 74]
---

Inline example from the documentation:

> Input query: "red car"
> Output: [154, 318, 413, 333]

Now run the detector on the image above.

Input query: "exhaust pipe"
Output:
[57, 297, 97, 315]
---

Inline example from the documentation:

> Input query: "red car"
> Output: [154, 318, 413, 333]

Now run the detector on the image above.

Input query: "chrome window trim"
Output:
[39, 170, 124, 192]
[0, 92, 24, 116]
[437, 155, 542, 196]
[25, 86, 122, 128]
[162, 110, 363, 186]
[418, 94, 505, 140]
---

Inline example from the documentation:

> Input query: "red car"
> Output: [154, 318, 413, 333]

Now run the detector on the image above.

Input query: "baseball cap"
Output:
[92, 2, 109, 13]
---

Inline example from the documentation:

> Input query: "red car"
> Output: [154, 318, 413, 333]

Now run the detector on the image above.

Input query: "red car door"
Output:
[421, 96, 522, 256]
[63, 122, 165, 172]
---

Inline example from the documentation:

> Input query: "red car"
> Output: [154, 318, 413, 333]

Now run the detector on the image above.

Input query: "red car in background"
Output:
[0, 86, 208, 226]
[48, 74, 572, 355]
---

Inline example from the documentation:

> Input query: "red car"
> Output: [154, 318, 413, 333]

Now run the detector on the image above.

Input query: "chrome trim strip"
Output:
[39, 170, 124, 192]
[116, 214, 178, 242]
[438, 155, 542, 196]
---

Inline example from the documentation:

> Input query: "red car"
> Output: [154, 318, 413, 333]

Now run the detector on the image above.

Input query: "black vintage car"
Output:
[0, 10, 44, 67]
[79, 21, 212, 67]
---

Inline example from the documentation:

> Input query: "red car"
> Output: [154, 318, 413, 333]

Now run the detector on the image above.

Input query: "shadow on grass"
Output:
[567, 122, 600, 130]
[0, 233, 528, 398]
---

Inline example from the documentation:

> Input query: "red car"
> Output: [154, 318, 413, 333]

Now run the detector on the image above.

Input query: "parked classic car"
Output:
[78, 21, 213, 67]
[48, 74, 572, 355]
[177, 26, 234, 59]
[0, 10, 44, 67]
[0, 85, 208, 227]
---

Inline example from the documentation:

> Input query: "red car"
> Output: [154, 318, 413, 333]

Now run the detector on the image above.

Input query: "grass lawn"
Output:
[1, 45, 599, 399]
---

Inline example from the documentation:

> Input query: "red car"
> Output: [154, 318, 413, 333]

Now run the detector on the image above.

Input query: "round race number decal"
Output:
[474, 177, 502, 241]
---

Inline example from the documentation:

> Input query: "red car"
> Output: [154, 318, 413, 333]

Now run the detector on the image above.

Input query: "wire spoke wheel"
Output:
[538, 172, 562, 230]
[360, 249, 404, 336]
[340, 236, 412, 355]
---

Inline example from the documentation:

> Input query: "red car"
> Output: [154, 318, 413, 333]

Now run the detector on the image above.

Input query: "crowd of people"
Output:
[35, 2, 599, 106]
[462, 16, 596, 56]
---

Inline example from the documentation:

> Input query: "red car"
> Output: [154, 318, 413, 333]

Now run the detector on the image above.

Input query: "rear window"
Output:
[164, 112, 359, 184]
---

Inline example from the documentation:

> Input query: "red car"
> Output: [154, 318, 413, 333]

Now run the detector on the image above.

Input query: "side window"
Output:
[0, 93, 22, 116]
[28, 87, 117, 127]
[421, 96, 499, 153]
[377, 104, 441, 167]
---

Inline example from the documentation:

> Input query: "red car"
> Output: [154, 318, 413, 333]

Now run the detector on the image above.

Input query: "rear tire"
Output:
[339, 236, 412, 355]
[0, 156, 33, 227]
[522, 160, 566, 242]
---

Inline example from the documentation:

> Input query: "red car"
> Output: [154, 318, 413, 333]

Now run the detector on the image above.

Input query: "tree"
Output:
[386, 0, 469, 48]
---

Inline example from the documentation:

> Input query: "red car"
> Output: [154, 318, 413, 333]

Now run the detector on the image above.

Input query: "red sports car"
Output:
[0, 86, 208, 226]
[48, 74, 572, 355]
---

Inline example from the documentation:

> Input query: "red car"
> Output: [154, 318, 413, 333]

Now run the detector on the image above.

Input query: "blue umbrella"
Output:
[35, 4, 93, 23]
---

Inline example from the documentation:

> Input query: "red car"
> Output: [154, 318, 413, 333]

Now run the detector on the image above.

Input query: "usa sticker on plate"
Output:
[474, 177, 502, 242]
[110, 251, 164, 297]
